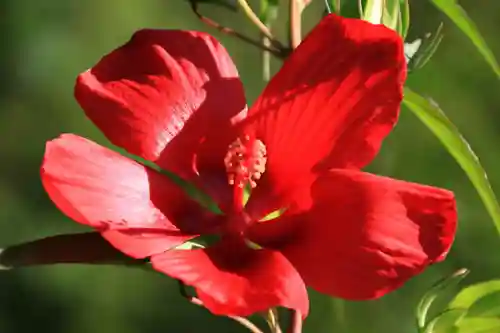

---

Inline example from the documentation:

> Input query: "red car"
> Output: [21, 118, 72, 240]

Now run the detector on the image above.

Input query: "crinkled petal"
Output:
[249, 170, 457, 299]
[75, 29, 246, 178]
[41, 134, 218, 258]
[244, 14, 405, 217]
[150, 240, 309, 317]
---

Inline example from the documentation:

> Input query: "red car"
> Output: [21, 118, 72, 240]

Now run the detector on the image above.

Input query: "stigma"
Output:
[224, 135, 267, 188]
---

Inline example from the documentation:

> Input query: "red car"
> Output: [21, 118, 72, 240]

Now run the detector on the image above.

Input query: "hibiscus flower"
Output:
[41, 14, 457, 318]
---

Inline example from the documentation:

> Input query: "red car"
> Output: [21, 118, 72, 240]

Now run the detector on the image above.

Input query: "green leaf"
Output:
[259, 0, 279, 24]
[416, 269, 469, 329]
[174, 241, 205, 250]
[260, 208, 287, 221]
[362, 0, 384, 24]
[186, 0, 238, 11]
[441, 281, 500, 332]
[429, 0, 500, 78]
[467, 291, 500, 317]
[398, 0, 410, 39]
[382, 0, 400, 31]
[449, 280, 500, 317]
[424, 309, 467, 333]
[408, 23, 445, 71]
[0, 233, 144, 269]
[455, 318, 500, 333]
[327, 0, 342, 14]
[403, 88, 500, 238]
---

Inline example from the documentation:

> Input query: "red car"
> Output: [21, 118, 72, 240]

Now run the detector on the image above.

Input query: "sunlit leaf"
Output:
[362, 0, 384, 24]
[382, 0, 400, 31]
[175, 241, 205, 250]
[467, 291, 500, 317]
[455, 318, 500, 333]
[398, 0, 410, 39]
[416, 269, 469, 329]
[260, 208, 287, 222]
[424, 309, 467, 333]
[429, 0, 500, 77]
[449, 280, 500, 317]
[403, 88, 500, 238]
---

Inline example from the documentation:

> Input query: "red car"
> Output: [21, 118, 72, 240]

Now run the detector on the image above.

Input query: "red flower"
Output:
[41, 14, 457, 318]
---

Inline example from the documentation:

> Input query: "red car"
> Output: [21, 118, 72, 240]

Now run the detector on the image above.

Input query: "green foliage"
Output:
[403, 88, 500, 237]
[259, 0, 279, 23]
[381, 0, 401, 32]
[453, 318, 500, 333]
[406, 23, 444, 71]
[424, 309, 467, 333]
[326, 0, 342, 14]
[398, 0, 410, 39]
[429, 0, 500, 78]
[186, 0, 238, 10]
[359, 0, 410, 38]
[416, 269, 469, 332]
[431, 280, 500, 333]
[361, 0, 384, 23]
[449, 280, 500, 316]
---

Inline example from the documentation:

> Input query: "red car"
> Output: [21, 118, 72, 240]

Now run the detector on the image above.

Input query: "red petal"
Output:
[150, 240, 309, 317]
[75, 29, 246, 178]
[41, 134, 217, 258]
[244, 14, 405, 216]
[249, 170, 456, 300]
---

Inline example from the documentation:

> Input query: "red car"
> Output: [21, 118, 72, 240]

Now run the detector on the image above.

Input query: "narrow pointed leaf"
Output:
[186, 0, 238, 11]
[398, 0, 410, 39]
[403, 88, 500, 238]
[429, 0, 500, 77]
[0, 233, 143, 269]
[327, 0, 342, 14]
[409, 23, 445, 71]
[416, 269, 469, 329]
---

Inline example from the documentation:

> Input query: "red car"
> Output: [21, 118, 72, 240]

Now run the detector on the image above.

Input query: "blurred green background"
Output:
[0, 0, 499, 332]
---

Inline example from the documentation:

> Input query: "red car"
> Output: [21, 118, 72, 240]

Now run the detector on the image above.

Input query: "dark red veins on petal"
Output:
[243, 14, 406, 217]
[249, 170, 457, 300]
[75, 29, 247, 179]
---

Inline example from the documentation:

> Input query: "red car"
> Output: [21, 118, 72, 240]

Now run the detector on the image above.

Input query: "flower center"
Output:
[224, 135, 267, 189]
